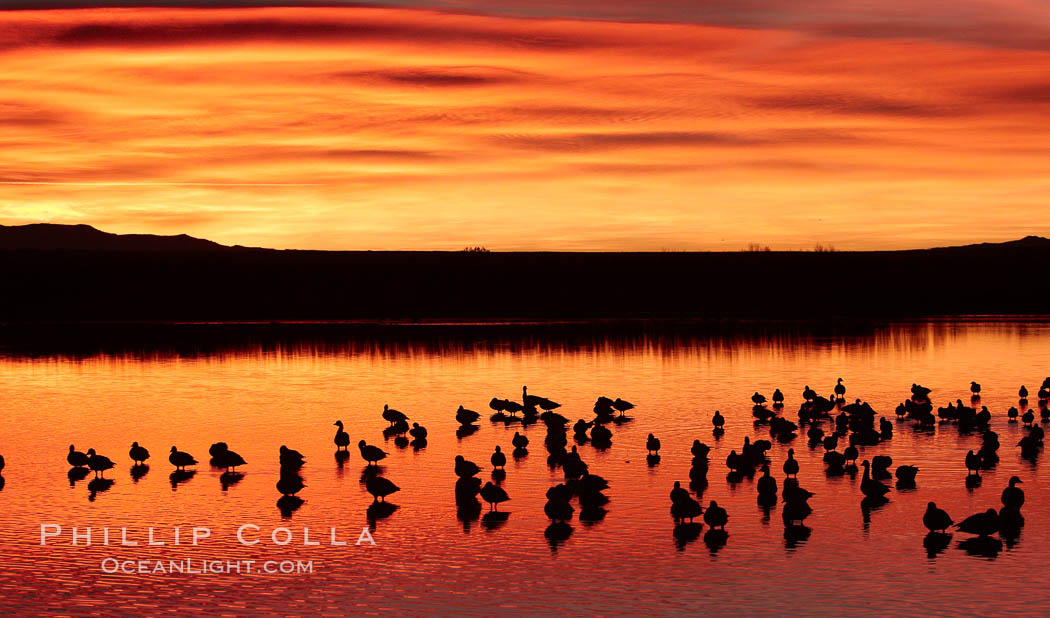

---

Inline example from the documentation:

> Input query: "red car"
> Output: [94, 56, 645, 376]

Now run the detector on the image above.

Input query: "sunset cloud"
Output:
[0, 6, 1048, 250]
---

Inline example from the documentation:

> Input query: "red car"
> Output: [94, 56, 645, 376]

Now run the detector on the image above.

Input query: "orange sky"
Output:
[1, 6, 1049, 250]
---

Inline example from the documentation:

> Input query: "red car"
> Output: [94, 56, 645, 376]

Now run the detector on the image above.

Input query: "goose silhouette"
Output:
[1001, 476, 1024, 510]
[772, 388, 784, 404]
[280, 445, 305, 469]
[491, 446, 506, 470]
[544, 497, 574, 523]
[455, 455, 481, 478]
[964, 450, 982, 476]
[757, 464, 778, 496]
[1019, 385, 1028, 399]
[970, 381, 981, 396]
[209, 443, 246, 472]
[169, 446, 197, 470]
[670, 480, 690, 505]
[712, 410, 725, 429]
[333, 420, 350, 451]
[671, 495, 702, 523]
[457, 405, 481, 425]
[612, 398, 634, 416]
[923, 502, 953, 533]
[67, 445, 89, 468]
[480, 481, 509, 511]
[782, 448, 799, 478]
[752, 392, 767, 405]
[703, 501, 728, 530]
[382, 405, 408, 426]
[522, 386, 542, 408]
[129, 442, 150, 465]
[954, 508, 999, 537]
[358, 440, 387, 466]
[895, 465, 919, 483]
[365, 476, 400, 502]
[646, 434, 661, 455]
[843, 445, 858, 466]
[834, 378, 846, 400]
[539, 398, 562, 414]
[512, 432, 529, 449]
[409, 423, 428, 441]
[859, 460, 890, 499]
[86, 449, 114, 478]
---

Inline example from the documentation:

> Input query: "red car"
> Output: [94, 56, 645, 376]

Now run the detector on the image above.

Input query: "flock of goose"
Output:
[2, 378, 1048, 552]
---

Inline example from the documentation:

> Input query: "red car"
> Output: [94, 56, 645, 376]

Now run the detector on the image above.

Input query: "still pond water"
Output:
[0, 320, 1047, 615]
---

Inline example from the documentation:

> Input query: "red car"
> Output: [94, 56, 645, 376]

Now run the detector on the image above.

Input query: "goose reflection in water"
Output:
[481, 510, 509, 531]
[220, 471, 245, 491]
[67, 466, 91, 487]
[169, 469, 196, 490]
[456, 498, 482, 533]
[130, 464, 150, 483]
[544, 521, 573, 551]
[923, 532, 952, 559]
[87, 477, 114, 501]
[277, 495, 305, 518]
[334, 450, 350, 468]
[366, 501, 399, 531]
[673, 522, 702, 550]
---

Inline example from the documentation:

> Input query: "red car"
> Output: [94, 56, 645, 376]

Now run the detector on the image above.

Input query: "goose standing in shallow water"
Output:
[923, 502, 953, 533]
[455, 455, 481, 478]
[704, 501, 728, 530]
[67, 445, 89, 468]
[366, 476, 400, 502]
[382, 404, 408, 426]
[480, 481, 509, 511]
[512, 432, 529, 450]
[1019, 385, 1029, 399]
[169, 446, 197, 471]
[970, 381, 982, 397]
[859, 460, 890, 500]
[333, 420, 350, 451]
[409, 423, 428, 441]
[834, 378, 846, 400]
[86, 449, 114, 478]
[522, 386, 542, 409]
[279, 445, 305, 469]
[712, 410, 725, 430]
[129, 442, 150, 465]
[964, 450, 982, 476]
[612, 398, 634, 416]
[359, 441, 387, 466]
[782, 448, 799, 478]
[646, 434, 661, 456]
[955, 509, 999, 537]
[209, 443, 246, 472]
[457, 405, 481, 425]
[1001, 476, 1025, 510]
[490, 446, 506, 470]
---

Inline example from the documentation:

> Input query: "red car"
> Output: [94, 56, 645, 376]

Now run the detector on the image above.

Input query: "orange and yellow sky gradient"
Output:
[2, 3, 1050, 250]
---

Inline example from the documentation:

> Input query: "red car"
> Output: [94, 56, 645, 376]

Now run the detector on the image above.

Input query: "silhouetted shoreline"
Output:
[1, 225, 1049, 323]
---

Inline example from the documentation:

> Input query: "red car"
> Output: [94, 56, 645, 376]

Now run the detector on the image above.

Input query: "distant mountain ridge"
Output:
[1, 223, 1048, 253]
[0, 223, 230, 251]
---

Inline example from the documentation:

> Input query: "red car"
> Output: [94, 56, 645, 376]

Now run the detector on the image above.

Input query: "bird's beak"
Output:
[1017, 480, 1024, 483]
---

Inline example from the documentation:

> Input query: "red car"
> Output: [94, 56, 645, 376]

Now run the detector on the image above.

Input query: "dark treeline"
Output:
[1, 237, 1048, 323]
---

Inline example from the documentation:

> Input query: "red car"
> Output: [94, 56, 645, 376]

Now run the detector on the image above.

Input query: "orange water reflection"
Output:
[0, 319, 1048, 613]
